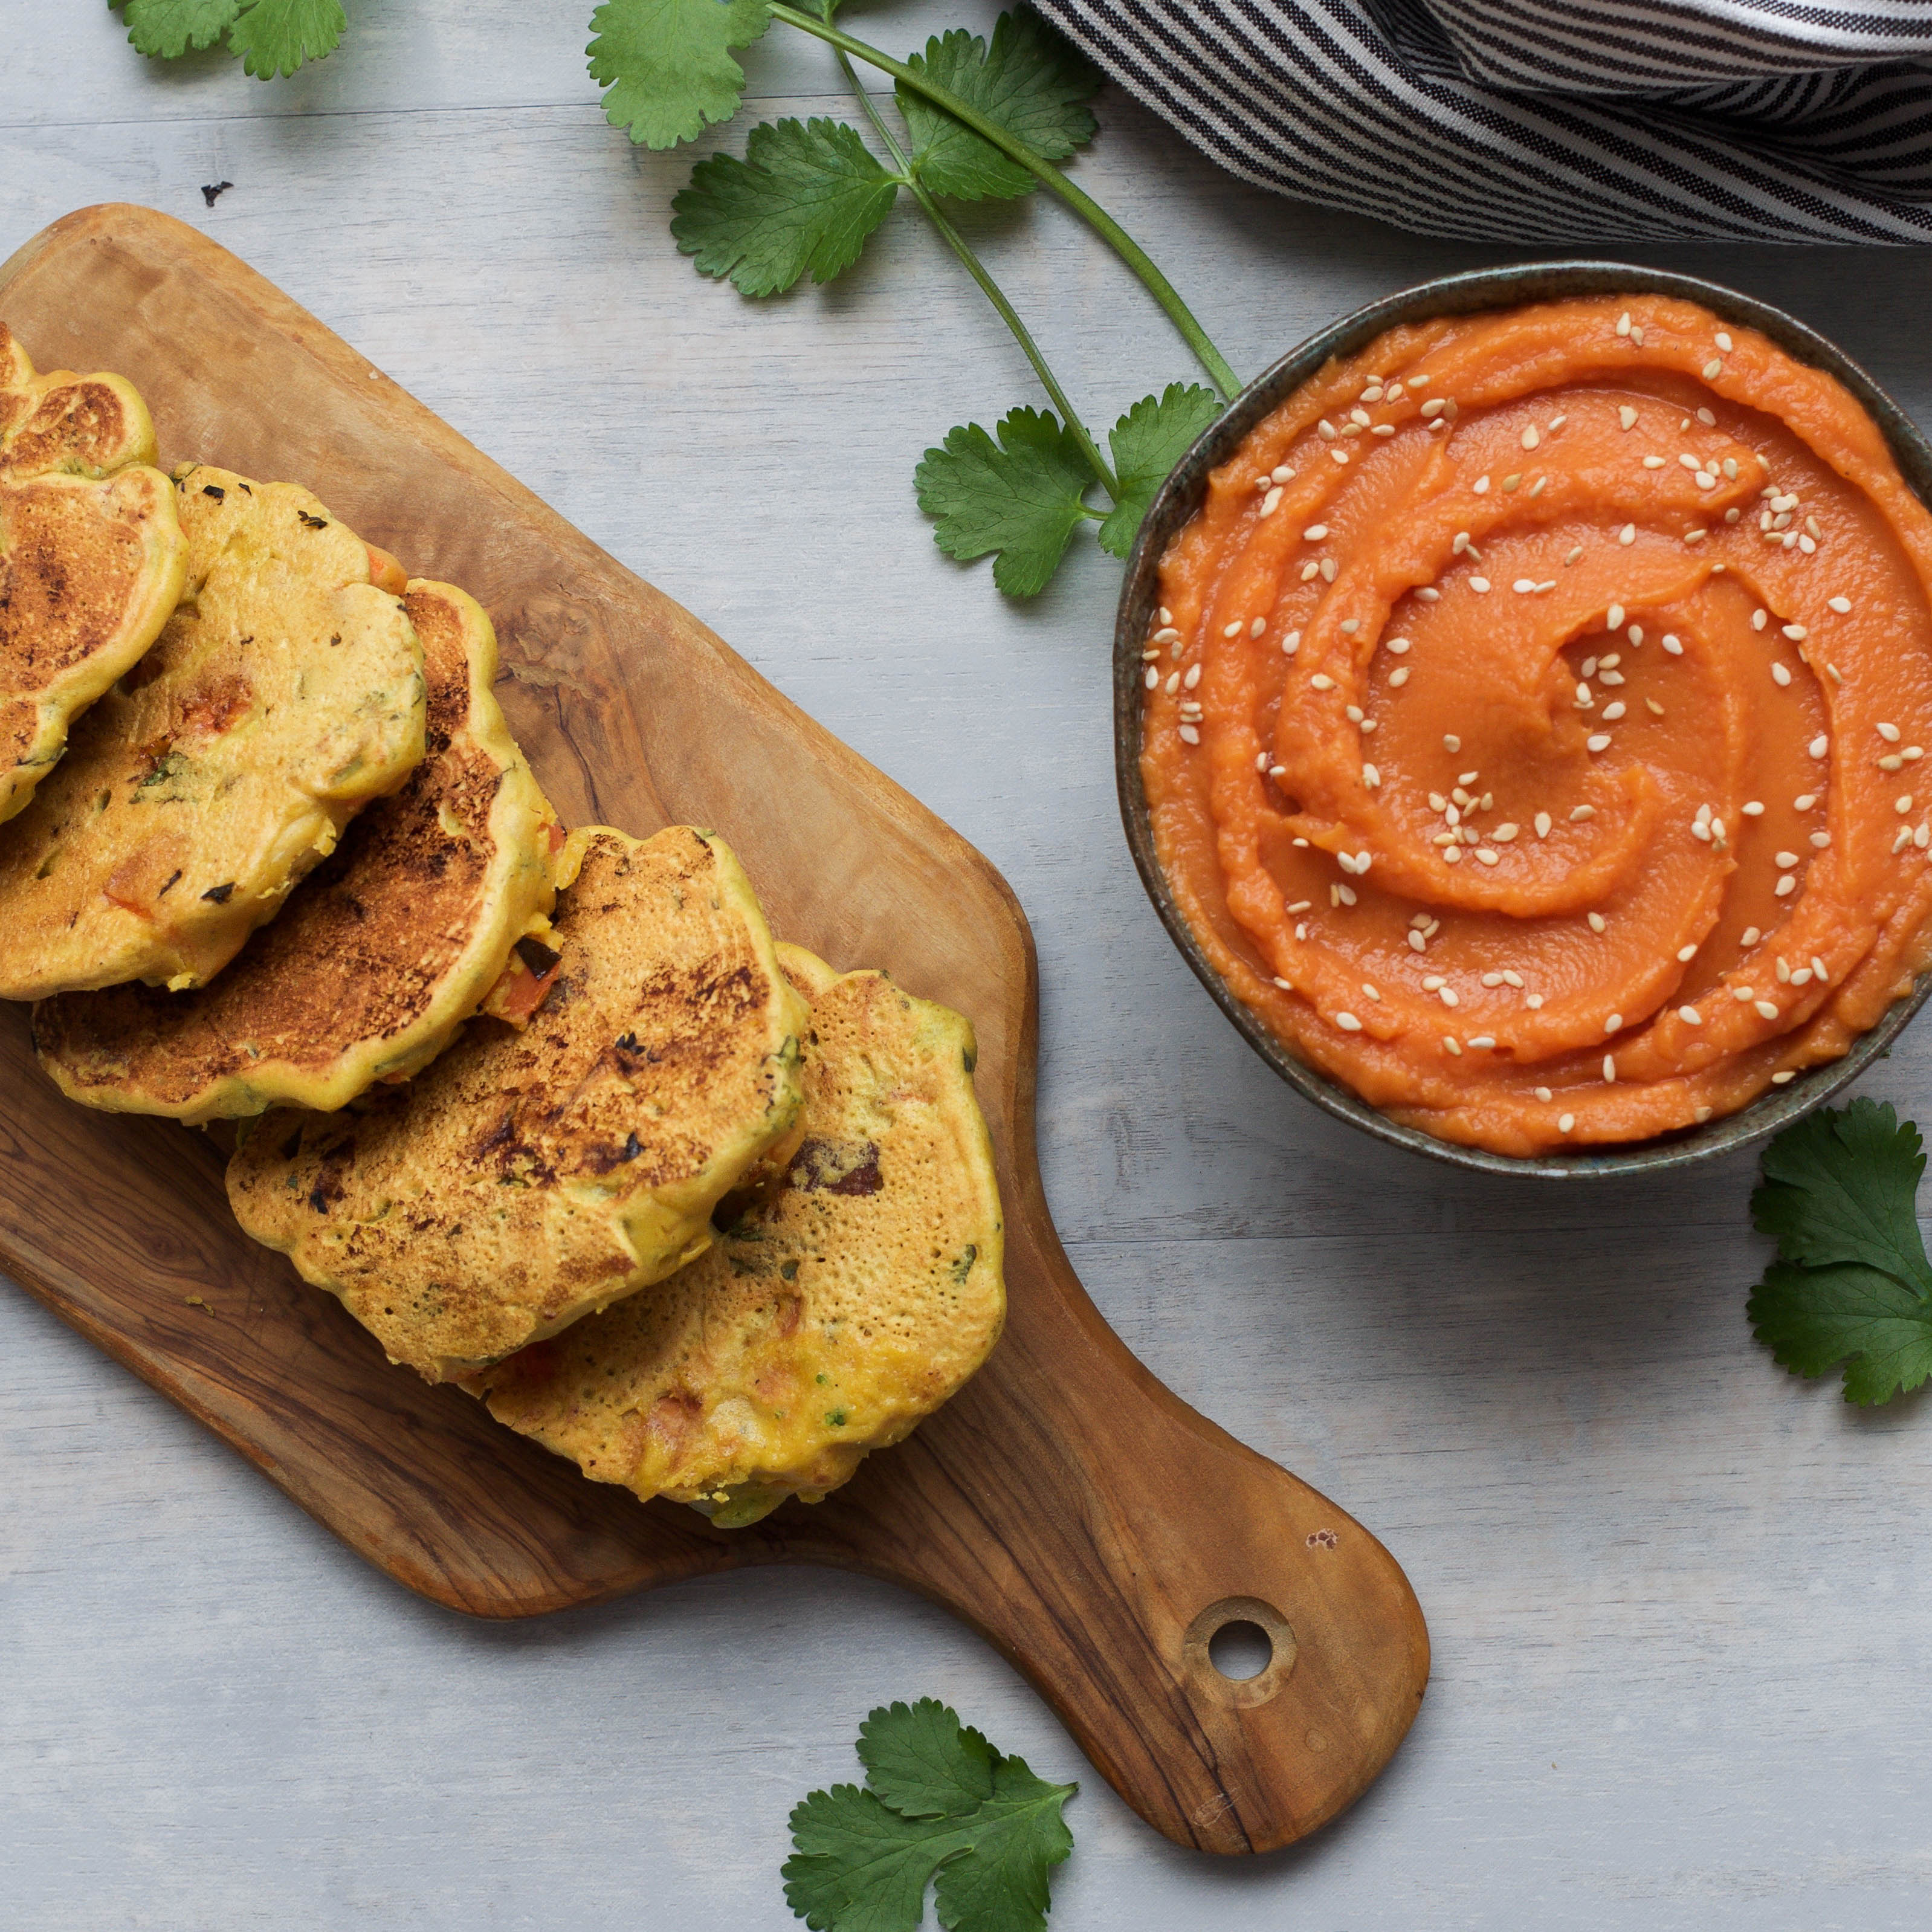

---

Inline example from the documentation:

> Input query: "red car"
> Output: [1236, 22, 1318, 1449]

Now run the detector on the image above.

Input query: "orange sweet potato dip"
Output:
[1143, 294, 1932, 1155]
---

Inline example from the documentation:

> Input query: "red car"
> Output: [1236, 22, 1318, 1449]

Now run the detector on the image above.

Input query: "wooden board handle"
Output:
[780, 1197, 1430, 1856]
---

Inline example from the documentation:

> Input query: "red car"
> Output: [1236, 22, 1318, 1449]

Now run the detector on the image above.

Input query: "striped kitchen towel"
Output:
[1033, 0, 1932, 241]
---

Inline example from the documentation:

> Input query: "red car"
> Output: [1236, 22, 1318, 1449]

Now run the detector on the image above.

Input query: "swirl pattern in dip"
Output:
[1143, 295, 1932, 1155]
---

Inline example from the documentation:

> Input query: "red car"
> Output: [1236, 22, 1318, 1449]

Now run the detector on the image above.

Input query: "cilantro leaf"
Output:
[855, 1698, 995, 1820]
[783, 1700, 1076, 1932]
[226, 0, 344, 77]
[1753, 1097, 1932, 1293]
[589, 0, 772, 149]
[916, 409, 1094, 598]
[1746, 1099, 1932, 1404]
[897, 11, 1100, 202]
[1097, 383, 1221, 558]
[115, 0, 242, 59]
[673, 120, 900, 296]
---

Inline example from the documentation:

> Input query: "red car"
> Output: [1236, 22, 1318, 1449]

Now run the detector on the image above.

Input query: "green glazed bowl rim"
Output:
[1113, 259, 1932, 1179]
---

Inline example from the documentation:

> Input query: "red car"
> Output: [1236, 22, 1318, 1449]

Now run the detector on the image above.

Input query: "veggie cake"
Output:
[34, 581, 558, 1120]
[0, 465, 425, 1000]
[471, 942, 1006, 1527]
[0, 320, 187, 823]
[226, 824, 809, 1383]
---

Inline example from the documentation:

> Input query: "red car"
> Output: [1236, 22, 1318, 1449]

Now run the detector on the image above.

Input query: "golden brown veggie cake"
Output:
[471, 943, 1006, 1528]
[0, 321, 188, 822]
[33, 581, 558, 1121]
[227, 825, 809, 1383]
[0, 465, 425, 1000]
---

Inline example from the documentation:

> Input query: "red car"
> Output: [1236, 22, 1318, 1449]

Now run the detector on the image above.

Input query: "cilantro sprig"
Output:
[784, 1699, 1077, 1932]
[112, 0, 346, 77]
[1748, 1098, 1932, 1405]
[625, 0, 1239, 592]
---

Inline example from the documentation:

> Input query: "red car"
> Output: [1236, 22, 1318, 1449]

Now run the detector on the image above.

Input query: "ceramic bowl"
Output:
[1114, 260, 1932, 1178]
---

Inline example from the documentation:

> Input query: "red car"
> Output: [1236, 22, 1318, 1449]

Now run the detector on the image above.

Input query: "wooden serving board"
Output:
[0, 205, 1428, 1858]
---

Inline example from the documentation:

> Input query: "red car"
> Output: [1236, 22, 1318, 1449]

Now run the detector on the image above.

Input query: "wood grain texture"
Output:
[0, 205, 1427, 1856]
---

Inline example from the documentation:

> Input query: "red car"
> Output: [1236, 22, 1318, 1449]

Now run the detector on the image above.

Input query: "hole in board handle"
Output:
[1181, 1595, 1297, 1708]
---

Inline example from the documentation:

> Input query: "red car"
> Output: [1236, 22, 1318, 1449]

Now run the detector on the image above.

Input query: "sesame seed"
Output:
[1782, 624, 1808, 642]
[1695, 473, 1716, 490]
[1559, 1113, 1576, 1132]
[1700, 407, 1718, 425]
[1810, 735, 1829, 758]
[1741, 926, 1762, 946]
[1607, 603, 1626, 628]
[1617, 312, 1632, 336]
[1440, 986, 1459, 1007]
[1588, 911, 1607, 932]
[1251, 618, 1267, 639]
[1680, 1006, 1702, 1024]
[1474, 475, 1490, 494]
[1644, 456, 1666, 470]
[1879, 722, 1903, 743]
[1165, 671, 1180, 694]
[1587, 733, 1612, 752]
[1273, 977, 1294, 991]
[1339, 617, 1359, 633]
[1493, 823, 1519, 841]
[1771, 1070, 1796, 1085]
[1535, 812, 1552, 838]
[1566, 546, 1583, 564]
[1184, 664, 1202, 690]
[1389, 665, 1410, 687]
[1691, 821, 1711, 843]
[1894, 827, 1913, 855]
[1774, 848, 1798, 867]
[1703, 358, 1724, 380]
[1661, 635, 1683, 656]
[1144, 666, 1158, 690]
[1536, 1085, 1554, 1101]
[1603, 1056, 1617, 1082]
[1604, 1013, 1623, 1033]
[1158, 607, 1173, 626]
[1776, 957, 1791, 983]
[1774, 876, 1797, 895]
[1901, 795, 1917, 815]
[1334, 1012, 1362, 1031]
[1304, 525, 1329, 541]
[1522, 426, 1540, 450]
[1363, 763, 1381, 786]
[1514, 578, 1537, 594]
[1476, 848, 1499, 865]
[1572, 805, 1596, 822]
[1466, 1035, 1496, 1050]
[1504, 970, 1525, 987]
[1423, 974, 1445, 990]
[1260, 488, 1283, 517]
[1271, 469, 1293, 486]
[1301, 563, 1320, 583]
[1919, 824, 1931, 848]
[1628, 625, 1645, 645]
[1603, 702, 1627, 721]
[1618, 405, 1637, 429]
[1459, 771, 1481, 785]
[1771, 663, 1792, 687]
[1716, 332, 1733, 351]
[1310, 674, 1334, 690]
[1444, 734, 1461, 752]
[1811, 831, 1830, 848]
[1282, 631, 1301, 656]
[1330, 449, 1349, 465]
[1527, 993, 1545, 1009]
[1482, 971, 1504, 987]
[1445, 1036, 1462, 1055]
[1754, 999, 1779, 1019]
[1319, 419, 1336, 439]
[1287, 899, 1311, 913]
[1829, 596, 1852, 614]
[1470, 577, 1491, 593]
[1409, 930, 1426, 951]
[1420, 398, 1446, 418]
[1417, 587, 1441, 602]
[1321, 557, 1339, 583]
[1812, 957, 1828, 979]
[1742, 801, 1764, 816]
[1178, 725, 1200, 745]
[1791, 968, 1813, 986]
[1647, 699, 1665, 716]
[1362, 983, 1381, 1000]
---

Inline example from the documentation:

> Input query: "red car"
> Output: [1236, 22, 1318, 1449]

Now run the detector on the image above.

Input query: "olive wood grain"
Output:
[0, 205, 1428, 1856]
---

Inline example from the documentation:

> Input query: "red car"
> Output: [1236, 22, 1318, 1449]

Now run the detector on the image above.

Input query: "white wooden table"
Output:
[6, 7, 1931, 1926]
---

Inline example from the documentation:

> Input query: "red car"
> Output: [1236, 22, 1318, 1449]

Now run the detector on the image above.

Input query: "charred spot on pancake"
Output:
[789, 1136, 884, 1197]
[515, 935, 561, 978]
[201, 484, 225, 502]
[297, 512, 329, 530]
[157, 868, 182, 897]
[201, 882, 234, 904]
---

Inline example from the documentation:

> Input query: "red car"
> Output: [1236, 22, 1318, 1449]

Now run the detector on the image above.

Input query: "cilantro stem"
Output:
[767, 1, 1241, 401]
[825, 15, 1118, 498]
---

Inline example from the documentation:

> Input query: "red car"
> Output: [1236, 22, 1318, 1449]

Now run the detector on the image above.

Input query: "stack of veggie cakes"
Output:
[0, 321, 1005, 1527]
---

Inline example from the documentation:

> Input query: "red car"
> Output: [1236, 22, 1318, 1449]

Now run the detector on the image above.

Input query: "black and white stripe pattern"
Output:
[1033, 0, 1932, 239]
